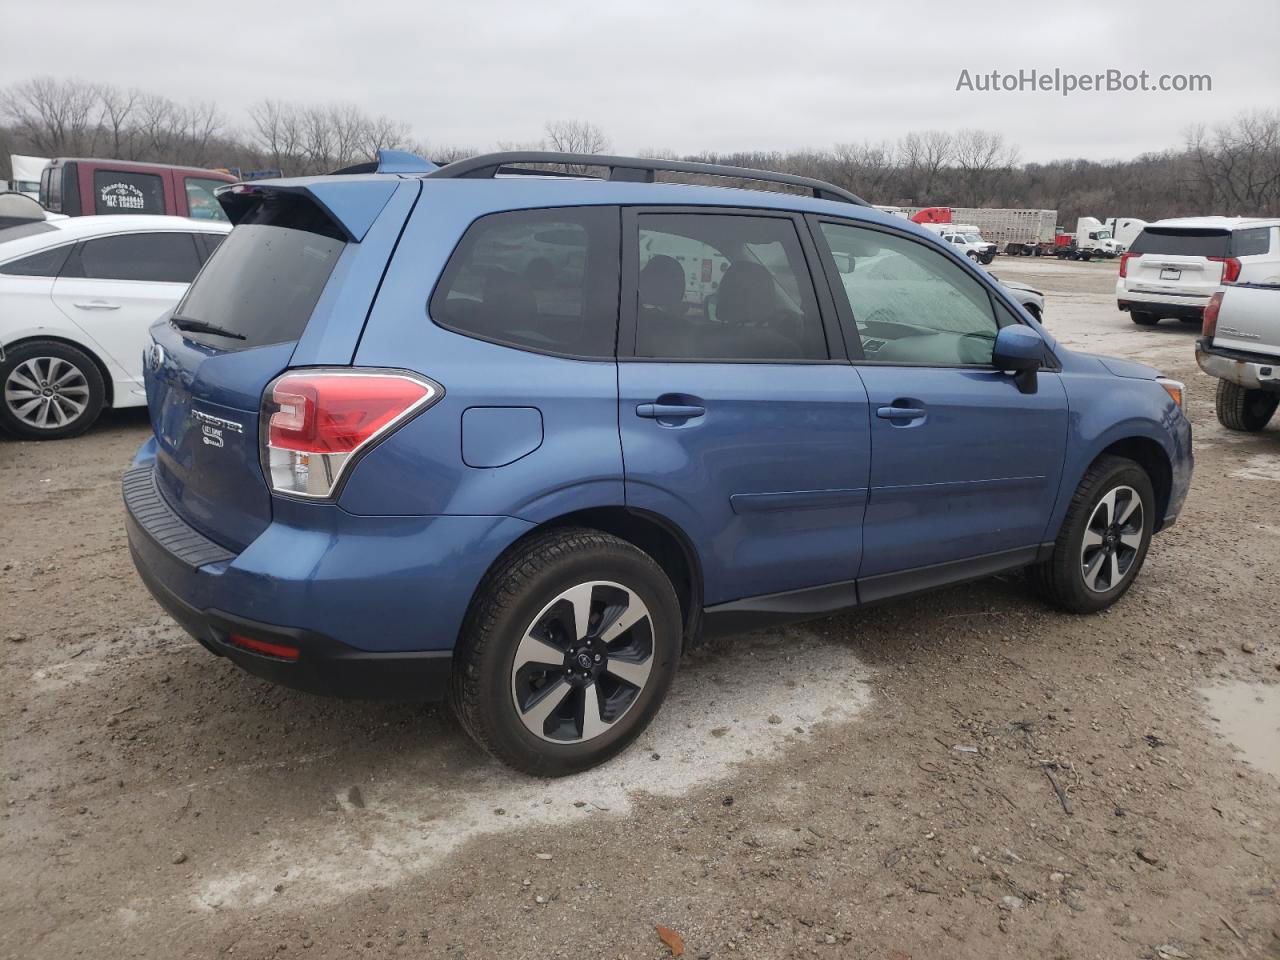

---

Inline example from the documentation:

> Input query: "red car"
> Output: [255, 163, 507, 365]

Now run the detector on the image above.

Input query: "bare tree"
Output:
[1187, 112, 1280, 215]
[952, 129, 1018, 205]
[98, 84, 140, 158]
[0, 76, 101, 156]
[543, 119, 610, 155]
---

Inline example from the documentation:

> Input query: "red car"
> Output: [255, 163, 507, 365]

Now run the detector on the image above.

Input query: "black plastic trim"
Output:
[122, 465, 235, 568]
[856, 545, 1043, 605]
[701, 543, 1050, 636]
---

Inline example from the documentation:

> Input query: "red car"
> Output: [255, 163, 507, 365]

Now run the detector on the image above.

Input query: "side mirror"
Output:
[992, 325, 1044, 394]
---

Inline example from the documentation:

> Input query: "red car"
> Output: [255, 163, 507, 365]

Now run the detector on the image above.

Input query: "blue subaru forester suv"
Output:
[125, 150, 1192, 775]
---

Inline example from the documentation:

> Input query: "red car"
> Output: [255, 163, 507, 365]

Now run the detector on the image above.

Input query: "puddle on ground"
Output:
[1201, 681, 1280, 780]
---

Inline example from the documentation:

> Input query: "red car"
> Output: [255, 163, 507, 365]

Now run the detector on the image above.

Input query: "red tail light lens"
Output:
[1119, 251, 1139, 277]
[1208, 256, 1242, 283]
[262, 370, 441, 498]
[1202, 292, 1223, 338]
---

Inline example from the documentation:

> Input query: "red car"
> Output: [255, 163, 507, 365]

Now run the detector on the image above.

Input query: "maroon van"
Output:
[38, 159, 236, 221]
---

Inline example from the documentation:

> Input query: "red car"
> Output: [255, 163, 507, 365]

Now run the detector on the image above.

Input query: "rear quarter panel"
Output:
[342, 185, 624, 520]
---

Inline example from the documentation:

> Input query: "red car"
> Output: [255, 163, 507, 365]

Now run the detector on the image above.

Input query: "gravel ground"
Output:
[2, 256, 1278, 960]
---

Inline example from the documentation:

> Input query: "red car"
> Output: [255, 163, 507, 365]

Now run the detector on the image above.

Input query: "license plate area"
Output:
[1160, 268, 1182, 281]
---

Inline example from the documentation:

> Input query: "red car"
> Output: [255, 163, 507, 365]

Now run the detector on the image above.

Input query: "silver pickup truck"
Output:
[1196, 283, 1280, 431]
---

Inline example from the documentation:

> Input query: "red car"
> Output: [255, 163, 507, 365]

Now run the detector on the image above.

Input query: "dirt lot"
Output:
[2, 257, 1278, 960]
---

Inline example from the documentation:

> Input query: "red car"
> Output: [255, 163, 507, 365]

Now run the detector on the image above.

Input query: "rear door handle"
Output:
[877, 405, 926, 420]
[74, 301, 120, 310]
[636, 403, 705, 420]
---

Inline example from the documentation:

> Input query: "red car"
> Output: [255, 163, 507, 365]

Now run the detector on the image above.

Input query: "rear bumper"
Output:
[123, 459, 535, 699]
[129, 544, 452, 699]
[1196, 341, 1280, 393]
[1117, 296, 1206, 321]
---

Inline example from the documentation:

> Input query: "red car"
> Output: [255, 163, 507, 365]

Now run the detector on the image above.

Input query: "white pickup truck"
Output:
[1196, 283, 1280, 432]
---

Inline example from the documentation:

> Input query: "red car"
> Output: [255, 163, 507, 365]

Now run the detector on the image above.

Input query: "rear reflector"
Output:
[1202, 291, 1223, 338]
[262, 369, 442, 499]
[229, 633, 300, 661]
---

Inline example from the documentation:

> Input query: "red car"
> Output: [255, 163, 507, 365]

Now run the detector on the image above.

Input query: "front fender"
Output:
[1048, 363, 1192, 537]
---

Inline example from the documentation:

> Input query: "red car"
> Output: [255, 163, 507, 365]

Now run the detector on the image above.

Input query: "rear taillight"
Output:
[1118, 251, 1140, 277]
[1202, 292, 1224, 338]
[261, 369, 442, 499]
[1208, 256, 1242, 283]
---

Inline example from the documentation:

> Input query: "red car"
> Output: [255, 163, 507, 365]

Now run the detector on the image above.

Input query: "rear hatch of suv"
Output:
[144, 180, 413, 552]
[1124, 226, 1242, 300]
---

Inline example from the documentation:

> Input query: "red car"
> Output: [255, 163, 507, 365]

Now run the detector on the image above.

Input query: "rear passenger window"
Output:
[633, 213, 827, 361]
[1232, 227, 1271, 257]
[819, 221, 999, 366]
[430, 207, 619, 358]
[67, 232, 201, 283]
[0, 243, 72, 278]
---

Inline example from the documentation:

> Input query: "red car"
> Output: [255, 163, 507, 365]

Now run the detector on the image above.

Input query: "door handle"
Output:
[73, 301, 120, 310]
[636, 402, 706, 420]
[876, 405, 926, 420]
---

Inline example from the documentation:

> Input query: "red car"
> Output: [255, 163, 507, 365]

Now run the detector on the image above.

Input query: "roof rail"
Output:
[425, 151, 868, 206]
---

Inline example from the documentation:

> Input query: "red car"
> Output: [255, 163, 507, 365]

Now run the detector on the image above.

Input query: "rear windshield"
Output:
[1130, 228, 1230, 258]
[173, 195, 345, 350]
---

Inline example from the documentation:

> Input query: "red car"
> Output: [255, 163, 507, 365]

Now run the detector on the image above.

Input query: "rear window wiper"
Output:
[170, 315, 247, 340]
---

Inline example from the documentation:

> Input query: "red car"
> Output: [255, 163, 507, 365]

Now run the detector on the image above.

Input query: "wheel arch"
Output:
[475, 506, 704, 647]
[2, 333, 115, 407]
[1085, 436, 1174, 532]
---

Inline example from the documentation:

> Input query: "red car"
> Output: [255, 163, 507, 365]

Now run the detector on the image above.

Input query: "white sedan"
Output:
[0, 215, 231, 439]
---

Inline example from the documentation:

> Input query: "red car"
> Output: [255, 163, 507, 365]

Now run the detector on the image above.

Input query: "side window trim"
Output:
[806, 213, 1036, 370]
[617, 205, 845, 364]
[427, 204, 622, 362]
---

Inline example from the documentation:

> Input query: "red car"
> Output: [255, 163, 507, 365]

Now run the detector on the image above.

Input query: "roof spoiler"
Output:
[216, 150, 433, 240]
[215, 177, 400, 242]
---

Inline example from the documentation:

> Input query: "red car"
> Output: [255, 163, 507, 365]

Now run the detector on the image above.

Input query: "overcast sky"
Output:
[4, 0, 1278, 163]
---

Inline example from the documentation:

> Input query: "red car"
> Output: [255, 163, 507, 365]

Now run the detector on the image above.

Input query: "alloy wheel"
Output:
[1080, 485, 1144, 593]
[4, 356, 91, 430]
[510, 580, 655, 744]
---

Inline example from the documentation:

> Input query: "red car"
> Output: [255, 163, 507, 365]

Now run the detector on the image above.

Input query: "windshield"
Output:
[963, 234, 981, 243]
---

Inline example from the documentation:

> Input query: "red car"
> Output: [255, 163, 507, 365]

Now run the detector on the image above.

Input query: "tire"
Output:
[1024, 304, 1042, 321]
[1216, 379, 1278, 432]
[0, 340, 105, 440]
[1130, 312, 1159, 326]
[1028, 456, 1155, 614]
[966, 251, 979, 262]
[450, 527, 682, 776]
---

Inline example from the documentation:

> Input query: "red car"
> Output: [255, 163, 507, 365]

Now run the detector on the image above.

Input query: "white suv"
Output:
[1117, 217, 1280, 327]
[0, 215, 231, 438]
